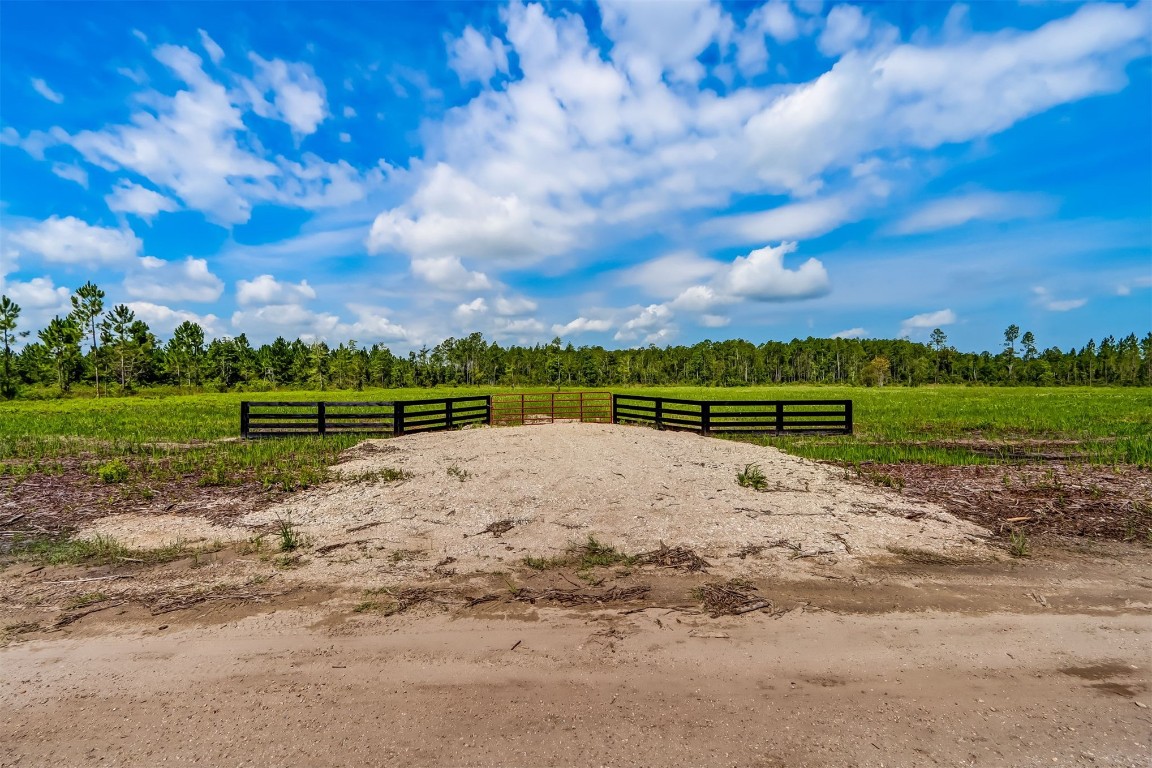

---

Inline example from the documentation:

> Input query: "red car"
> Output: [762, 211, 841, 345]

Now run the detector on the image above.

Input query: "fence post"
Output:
[317, 401, 326, 436]
[486, 395, 493, 426]
[611, 394, 618, 424]
[775, 401, 784, 435]
[700, 402, 710, 436]
[240, 401, 250, 440]
[655, 398, 663, 430]
[393, 402, 405, 437]
[446, 399, 454, 430]
[579, 391, 584, 423]
[844, 400, 853, 435]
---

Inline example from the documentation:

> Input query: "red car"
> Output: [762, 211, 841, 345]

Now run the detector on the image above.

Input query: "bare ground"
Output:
[2, 423, 1150, 766]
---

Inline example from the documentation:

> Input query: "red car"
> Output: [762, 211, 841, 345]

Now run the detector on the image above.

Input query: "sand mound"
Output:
[241, 423, 990, 581]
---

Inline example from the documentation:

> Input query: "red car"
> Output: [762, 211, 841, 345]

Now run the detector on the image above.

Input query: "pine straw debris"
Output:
[634, 544, 710, 572]
[510, 584, 651, 606]
[693, 580, 773, 617]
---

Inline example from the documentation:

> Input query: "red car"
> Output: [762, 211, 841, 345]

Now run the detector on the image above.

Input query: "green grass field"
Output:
[1, 386, 1149, 493]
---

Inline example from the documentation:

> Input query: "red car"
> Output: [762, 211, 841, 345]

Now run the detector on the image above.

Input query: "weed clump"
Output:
[275, 515, 304, 552]
[736, 463, 768, 490]
[96, 459, 130, 484]
[1008, 530, 1031, 558]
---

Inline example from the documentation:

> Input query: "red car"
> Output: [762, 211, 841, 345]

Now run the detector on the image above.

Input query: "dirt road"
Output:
[3, 550, 1150, 768]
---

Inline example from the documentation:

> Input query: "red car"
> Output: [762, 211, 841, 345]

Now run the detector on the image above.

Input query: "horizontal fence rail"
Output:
[491, 391, 612, 427]
[611, 395, 852, 436]
[242, 394, 852, 439]
[241, 396, 490, 439]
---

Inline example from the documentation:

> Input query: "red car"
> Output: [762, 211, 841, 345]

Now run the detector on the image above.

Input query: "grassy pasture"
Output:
[0, 386, 1148, 494]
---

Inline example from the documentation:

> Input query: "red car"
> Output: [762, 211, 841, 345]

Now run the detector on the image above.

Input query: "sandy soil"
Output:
[1, 553, 1150, 768]
[4, 424, 1150, 766]
[79, 423, 989, 587]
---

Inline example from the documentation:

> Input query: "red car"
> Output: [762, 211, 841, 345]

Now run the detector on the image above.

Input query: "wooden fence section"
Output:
[611, 395, 852, 436]
[241, 396, 489, 439]
[490, 391, 612, 427]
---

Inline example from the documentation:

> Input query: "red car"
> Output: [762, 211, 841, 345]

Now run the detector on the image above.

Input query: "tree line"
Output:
[1, 284, 1150, 398]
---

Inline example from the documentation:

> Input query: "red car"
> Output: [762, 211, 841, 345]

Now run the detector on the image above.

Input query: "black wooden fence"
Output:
[611, 394, 852, 435]
[241, 393, 852, 438]
[240, 396, 490, 439]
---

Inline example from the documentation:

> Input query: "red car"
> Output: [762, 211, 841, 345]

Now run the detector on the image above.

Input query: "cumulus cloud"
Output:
[614, 303, 675, 343]
[31, 77, 63, 103]
[818, 5, 872, 57]
[7, 216, 141, 266]
[126, 301, 222, 337]
[247, 53, 329, 136]
[552, 316, 612, 335]
[4, 276, 70, 310]
[236, 274, 317, 306]
[899, 308, 956, 338]
[229, 302, 407, 344]
[494, 295, 538, 316]
[105, 181, 180, 220]
[124, 257, 224, 303]
[891, 191, 1056, 235]
[832, 327, 868, 339]
[453, 297, 489, 323]
[410, 256, 492, 291]
[448, 26, 509, 82]
[619, 251, 724, 299]
[723, 242, 831, 301]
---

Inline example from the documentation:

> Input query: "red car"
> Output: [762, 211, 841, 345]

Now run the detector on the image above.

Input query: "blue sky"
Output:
[1, 0, 1150, 353]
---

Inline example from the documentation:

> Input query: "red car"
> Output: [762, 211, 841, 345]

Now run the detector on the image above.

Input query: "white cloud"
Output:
[614, 304, 675, 343]
[736, 1, 800, 75]
[338, 132, 351, 143]
[619, 251, 724, 299]
[599, 0, 733, 84]
[410, 256, 492, 291]
[126, 301, 222, 337]
[248, 53, 329, 136]
[4, 276, 70, 310]
[369, 164, 574, 267]
[364, 0, 1146, 293]
[453, 297, 489, 323]
[899, 308, 956, 338]
[51, 163, 88, 188]
[124, 257, 224, 303]
[493, 317, 546, 336]
[891, 191, 1055, 235]
[723, 242, 830, 301]
[670, 285, 725, 313]
[700, 314, 730, 328]
[818, 5, 871, 57]
[3, 276, 74, 335]
[494, 295, 538, 316]
[7, 216, 141, 266]
[552, 316, 612, 335]
[198, 29, 225, 64]
[449, 26, 509, 83]
[105, 181, 180, 220]
[342, 105, 356, 118]
[1116, 276, 1152, 296]
[236, 274, 317, 306]
[707, 196, 860, 244]
[832, 327, 868, 339]
[229, 302, 407, 344]
[31, 77, 63, 103]
[0, 246, 17, 277]
[1032, 286, 1086, 312]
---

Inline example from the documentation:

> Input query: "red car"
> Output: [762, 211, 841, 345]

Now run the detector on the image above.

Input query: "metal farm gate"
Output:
[490, 391, 612, 427]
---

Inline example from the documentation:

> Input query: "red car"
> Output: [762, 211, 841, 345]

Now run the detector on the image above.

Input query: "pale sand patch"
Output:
[77, 514, 249, 550]
[240, 422, 991, 582]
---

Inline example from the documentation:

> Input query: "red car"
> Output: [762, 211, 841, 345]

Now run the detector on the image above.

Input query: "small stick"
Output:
[0, 513, 27, 527]
[45, 575, 131, 585]
[510, 640, 522, 651]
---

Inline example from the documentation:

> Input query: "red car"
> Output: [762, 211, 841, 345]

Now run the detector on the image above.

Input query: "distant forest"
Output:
[2, 284, 1151, 397]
